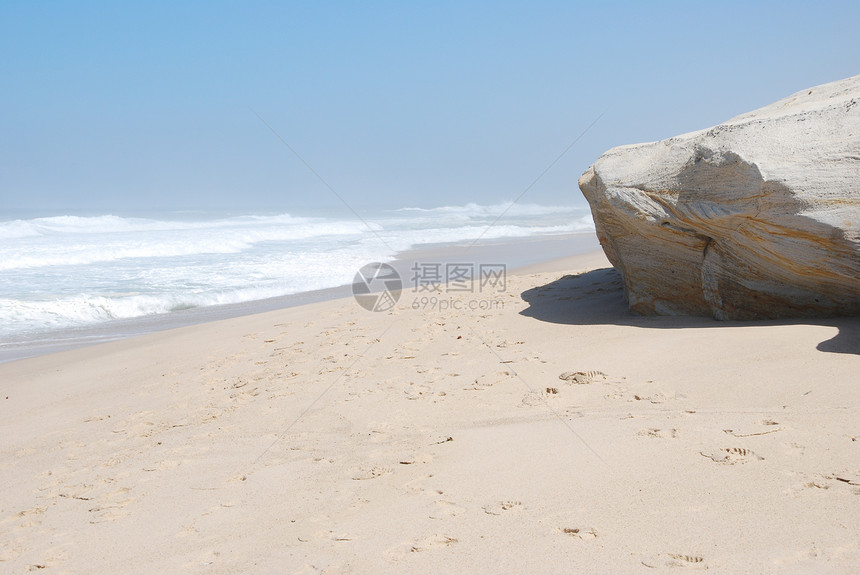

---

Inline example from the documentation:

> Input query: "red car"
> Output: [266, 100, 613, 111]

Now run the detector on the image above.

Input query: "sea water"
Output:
[0, 203, 593, 356]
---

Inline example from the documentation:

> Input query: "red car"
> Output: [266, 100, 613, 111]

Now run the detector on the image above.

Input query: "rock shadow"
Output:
[519, 267, 859, 355]
[816, 319, 860, 355]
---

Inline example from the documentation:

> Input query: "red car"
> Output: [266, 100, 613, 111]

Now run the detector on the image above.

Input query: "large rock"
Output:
[579, 76, 860, 320]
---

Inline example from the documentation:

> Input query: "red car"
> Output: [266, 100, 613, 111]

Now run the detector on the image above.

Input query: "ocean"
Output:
[0, 203, 594, 360]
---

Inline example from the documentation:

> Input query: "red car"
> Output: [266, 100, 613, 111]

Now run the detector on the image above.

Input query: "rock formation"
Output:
[579, 76, 860, 319]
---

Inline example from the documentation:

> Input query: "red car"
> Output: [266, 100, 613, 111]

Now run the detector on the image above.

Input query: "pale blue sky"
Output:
[1, 1, 857, 213]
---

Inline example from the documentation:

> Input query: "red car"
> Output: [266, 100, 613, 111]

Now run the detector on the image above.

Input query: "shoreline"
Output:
[0, 232, 600, 364]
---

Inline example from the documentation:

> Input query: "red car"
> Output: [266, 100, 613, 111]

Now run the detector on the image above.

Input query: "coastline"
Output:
[1, 243, 858, 573]
[0, 232, 600, 364]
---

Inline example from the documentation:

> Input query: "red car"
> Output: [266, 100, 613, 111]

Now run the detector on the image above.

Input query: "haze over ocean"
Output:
[1, 1, 857, 213]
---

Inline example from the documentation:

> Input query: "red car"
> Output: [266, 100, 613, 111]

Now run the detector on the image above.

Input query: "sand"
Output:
[1, 250, 858, 573]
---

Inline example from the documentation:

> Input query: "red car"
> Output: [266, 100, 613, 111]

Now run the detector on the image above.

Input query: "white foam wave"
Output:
[394, 202, 586, 219]
[0, 204, 595, 340]
[0, 217, 370, 271]
[0, 290, 280, 333]
[0, 213, 314, 237]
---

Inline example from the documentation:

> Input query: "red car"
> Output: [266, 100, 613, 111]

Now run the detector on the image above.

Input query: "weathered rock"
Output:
[579, 76, 860, 319]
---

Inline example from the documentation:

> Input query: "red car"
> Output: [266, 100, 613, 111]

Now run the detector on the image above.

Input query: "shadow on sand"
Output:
[519, 267, 859, 356]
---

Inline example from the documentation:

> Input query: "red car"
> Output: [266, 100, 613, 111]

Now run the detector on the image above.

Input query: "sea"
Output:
[0, 203, 595, 361]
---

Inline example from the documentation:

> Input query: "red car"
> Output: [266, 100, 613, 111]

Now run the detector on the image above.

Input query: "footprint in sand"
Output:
[0, 535, 26, 562]
[520, 391, 548, 406]
[561, 527, 598, 539]
[402, 474, 444, 495]
[642, 553, 706, 569]
[700, 447, 764, 464]
[482, 500, 522, 515]
[470, 370, 512, 390]
[637, 428, 678, 439]
[801, 471, 860, 491]
[559, 370, 606, 384]
[802, 475, 832, 490]
[5, 506, 47, 531]
[723, 418, 782, 437]
[397, 452, 433, 466]
[632, 392, 673, 404]
[430, 500, 467, 519]
[723, 427, 782, 438]
[57, 484, 96, 501]
[384, 534, 458, 559]
[404, 383, 432, 400]
[87, 486, 135, 523]
[351, 465, 392, 480]
[409, 535, 458, 552]
[520, 383, 568, 405]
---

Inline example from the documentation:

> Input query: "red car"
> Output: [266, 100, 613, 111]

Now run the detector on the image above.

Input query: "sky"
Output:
[1, 0, 858, 214]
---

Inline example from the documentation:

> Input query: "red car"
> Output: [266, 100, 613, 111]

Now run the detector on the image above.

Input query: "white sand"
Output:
[1, 250, 858, 573]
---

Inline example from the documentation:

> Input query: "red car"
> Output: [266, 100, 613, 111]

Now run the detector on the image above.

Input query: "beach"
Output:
[1, 247, 858, 574]
[5, 1, 858, 572]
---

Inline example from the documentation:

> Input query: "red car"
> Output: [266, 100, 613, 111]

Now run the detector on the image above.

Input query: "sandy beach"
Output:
[1, 249, 858, 574]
